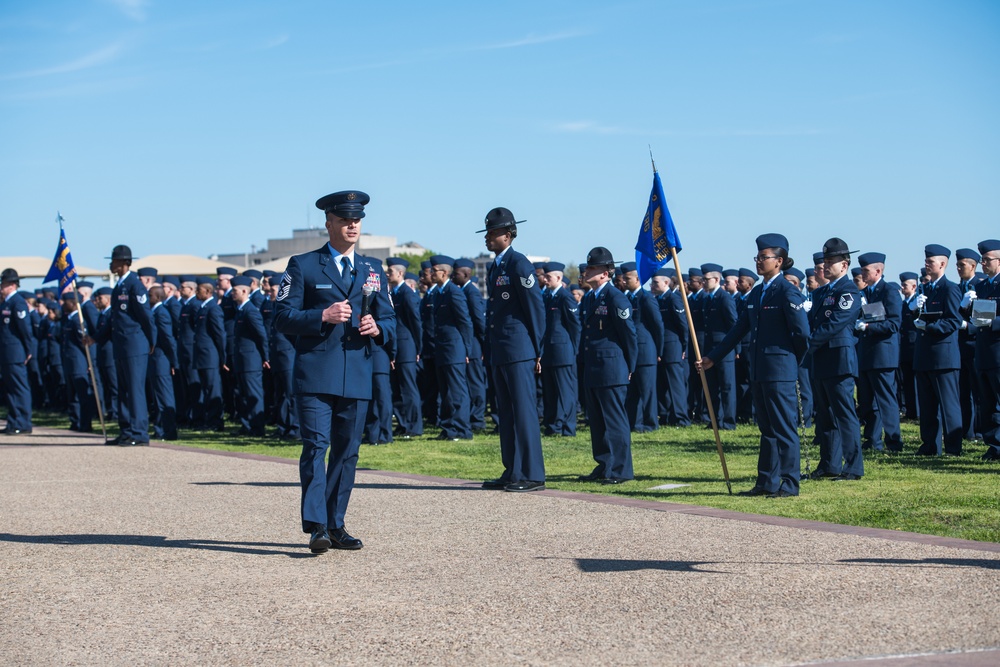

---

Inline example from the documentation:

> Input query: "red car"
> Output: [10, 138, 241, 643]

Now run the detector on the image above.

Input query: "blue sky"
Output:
[2, 0, 998, 285]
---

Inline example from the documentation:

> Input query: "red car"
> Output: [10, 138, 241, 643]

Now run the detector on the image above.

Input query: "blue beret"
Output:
[805, 268, 815, 277]
[978, 239, 1000, 254]
[688, 268, 703, 277]
[544, 261, 566, 273]
[162, 276, 180, 288]
[653, 268, 672, 278]
[315, 190, 369, 219]
[899, 271, 919, 282]
[454, 258, 475, 270]
[956, 248, 981, 262]
[231, 276, 253, 288]
[429, 255, 454, 266]
[95, 287, 112, 297]
[755, 233, 788, 253]
[924, 244, 950, 259]
[77, 280, 94, 289]
[700, 263, 723, 275]
[137, 267, 158, 278]
[420, 260, 432, 271]
[851, 267, 863, 277]
[404, 272, 418, 281]
[739, 268, 757, 279]
[619, 261, 637, 273]
[242, 269, 263, 280]
[858, 252, 886, 266]
[784, 267, 805, 281]
[216, 267, 238, 277]
[722, 269, 738, 278]
[179, 274, 197, 284]
[386, 257, 409, 269]
[812, 251, 825, 264]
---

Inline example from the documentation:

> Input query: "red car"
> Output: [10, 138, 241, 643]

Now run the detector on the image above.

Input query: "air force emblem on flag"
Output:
[520, 275, 535, 289]
[276, 272, 291, 301]
[617, 307, 630, 319]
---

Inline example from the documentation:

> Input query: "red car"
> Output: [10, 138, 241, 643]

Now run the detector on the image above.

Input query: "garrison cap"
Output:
[179, 274, 198, 284]
[739, 268, 757, 279]
[477, 207, 525, 233]
[420, 260, 432, 271]
[812, 251, 825, 264]
[858, 252, 886, 267]
[722, 269, 739, 278]
[429, 255, 454, 267]
[681, 273, 689, 281]
[95, 287, 112, 297]
[242, 269, 263, 280]
[956, 248, 981, 262]
[899, 271, 919, 282]
[137, 267, 158, 278]
[17, 290, 34, 300]
[585, 247, 615, 268]
[570, 284, 585, 292]
[532, 262, 546, 270]
[544, 262, 565, 273]
[261, 270, 277, 280]
[316, 190, 369, 219]
[404, 272, 418, 281]
[76, 280, 94, 289]
[620, 261, 638, 274]
[688, 268, 703, 278]
[578, 264, 587, 274]
[106, 245, 134, 262]
[755, 233, 788, 253]
[216, 267, 238, 278]
[700, 263, 723, 275]
[851, 267, 863, 278]
[977, 239, 1000, 254]
[454, 258, 476, 270]
[197, 276, 216, 286]
[784, 267, 805, 281]
[805, 268, 815, 277]
[653, 268, 672, 278]
[924, 244, 950, 259]
[162, 275, 180, 288]
[821, 237, 857, 258]
[231, 276, 253, 288]
[386, 257, 409, 269]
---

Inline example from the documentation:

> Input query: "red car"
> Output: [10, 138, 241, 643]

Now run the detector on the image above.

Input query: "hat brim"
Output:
[476, 219, 526, 233]
[821, 249, 858, 259]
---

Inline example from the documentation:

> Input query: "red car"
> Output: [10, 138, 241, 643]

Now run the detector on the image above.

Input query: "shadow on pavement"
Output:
[537, 556, 723, 574]
[839, 557, 1000, 571]
[0, 532, 314, 558]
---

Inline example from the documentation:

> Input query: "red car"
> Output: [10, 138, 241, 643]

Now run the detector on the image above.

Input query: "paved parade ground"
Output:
[2, 426, 999, 667]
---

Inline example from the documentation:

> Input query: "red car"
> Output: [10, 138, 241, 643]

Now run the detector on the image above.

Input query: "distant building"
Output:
[214, 228, 428, 267]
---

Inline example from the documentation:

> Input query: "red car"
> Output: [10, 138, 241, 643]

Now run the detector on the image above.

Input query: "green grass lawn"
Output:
[33, 410, 999, 543]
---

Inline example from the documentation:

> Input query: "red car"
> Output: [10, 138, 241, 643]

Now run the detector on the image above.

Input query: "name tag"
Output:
[316, 284, 333, 289]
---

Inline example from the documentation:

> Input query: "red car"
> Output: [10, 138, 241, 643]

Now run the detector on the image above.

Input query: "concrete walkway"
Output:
[1, 426, 998, 666]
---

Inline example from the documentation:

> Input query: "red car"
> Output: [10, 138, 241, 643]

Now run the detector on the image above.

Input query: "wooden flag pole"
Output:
[669, 246, 732, 495]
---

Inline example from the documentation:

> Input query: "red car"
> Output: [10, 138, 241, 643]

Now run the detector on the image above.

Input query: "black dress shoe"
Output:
[504, 480, 545, 492]
[328, 527, 363, 550]
[7, 428, 32, 435]
[105, 435, 125, 446]
[481, 478, 508, 490]
[737, 487, 768, 496]
[767, 489, 797, 498]
[577, 469, 603, 482]
[309, 527, 332, 554]
[831, 473, 862, 481]
[981, 448, 1000, 461]
[600, 477, 630, 485]
[803, 469, 838, 480]
[120, 439, 150, 447]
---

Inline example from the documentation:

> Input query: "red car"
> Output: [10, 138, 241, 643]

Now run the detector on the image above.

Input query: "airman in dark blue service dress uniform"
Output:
[620, 261, 663, 433]
[478, 207, 547, 492]
[963, 239, 1000, 461]
[808, 238, 863, 480]
[911, 244, 963, 456]
[577, 247, 638, 485]
[231, 276, 269, 437]
[147, 286, 179, 440]
[95, 246, 156, 446]
[429, 255, 474, 441]
[700, 234, 810, 497]
[539, 261, 581, 437]
[193, 277, 226, 432]
[386, 257, 423, 437]
[274, 190, 395, 554]
[699, 262, 738, 430]
[453, 258, 488, 432]
[0, 269, 35, 434]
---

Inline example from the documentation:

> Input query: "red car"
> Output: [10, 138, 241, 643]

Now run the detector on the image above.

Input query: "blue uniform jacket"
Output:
[221, 290, 237, 360]
[0, 292, 34, 364]
[420, 285, 436, 360]
[99, 272, 155, 358]
[60, 312, 90, 376]
[707, 275, 809, 382]
[95, 307, 115, 368]
[433, 281, 473, 365]
[581, 283, 638, 387]
[193, 299, 226, 369]
[630, 288, 664, 367]
[273, 246, 395, 399]
[485, 247, 545, 366]
[857, 278, 901, 371]
[900, 294, 919, 358]
[967, 275, 1000, 371]
[913, 276, 961, 372]
[702, 288, 737, 360]
[261, 297, 296, 373]
[233, 301, 268, 372]
[462, 281, 487, 362]
[658, 290, 689, 362]
[809, 275, 861, 380]
[391, 284, 422, 363]
[150, 303, 178, 374]
[177, 297, 198, 368]
[41, 318, 62, 368]
[540, 286, 581, 368]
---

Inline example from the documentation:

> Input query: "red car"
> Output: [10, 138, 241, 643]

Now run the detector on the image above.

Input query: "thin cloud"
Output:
[553, 121, 626, 134]
[551, 121, 828, 138]
[262, 33, 290, 49]
[106, 0, 149, 21]
[473, 30, 591, 51]
[1, 42, 126, 80]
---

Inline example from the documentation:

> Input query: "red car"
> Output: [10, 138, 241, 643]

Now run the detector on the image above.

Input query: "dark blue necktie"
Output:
[341, 257, 353, 292]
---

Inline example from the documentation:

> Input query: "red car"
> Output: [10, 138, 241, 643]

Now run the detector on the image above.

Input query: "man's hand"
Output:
[358, 314, 380, 338]
[82, 334, 94, 347]
[390, 360, 396, 371]
[24, 354, 32, 365]
[222, 364, 230, 372]
[854, 320, 868, 332]
[697, 357, 714, 372]
[535, 358, 542, 375]
[914, 319, 926, 331]
[322, 300, 352, 324]
[263, 360, 271, 370]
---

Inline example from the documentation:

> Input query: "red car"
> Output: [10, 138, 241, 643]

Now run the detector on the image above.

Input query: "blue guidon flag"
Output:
[44, 213, 78, 293]
[635, 171, 682, 284]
